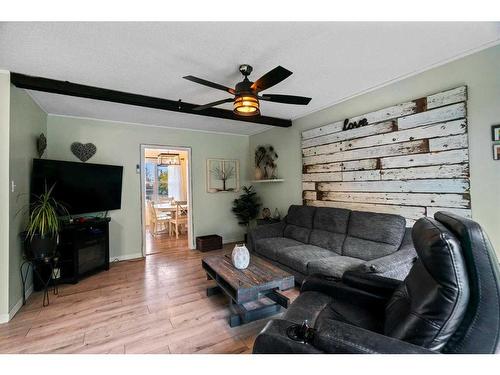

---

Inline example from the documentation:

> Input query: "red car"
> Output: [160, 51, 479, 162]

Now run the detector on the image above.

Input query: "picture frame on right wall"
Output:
[493, 144, 500, 161]
[492, 124, 500, 141]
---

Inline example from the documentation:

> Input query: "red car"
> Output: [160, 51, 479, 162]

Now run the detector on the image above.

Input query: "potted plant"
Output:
[231, 186, 261, 242]
[24, 183, 67, 260]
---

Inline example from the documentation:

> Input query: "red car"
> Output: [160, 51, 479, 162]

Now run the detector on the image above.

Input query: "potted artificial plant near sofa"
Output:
[232, 186, 261, 243]
[24, 183, 67, 260]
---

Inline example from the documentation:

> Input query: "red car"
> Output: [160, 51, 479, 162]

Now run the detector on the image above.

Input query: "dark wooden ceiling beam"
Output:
[10, 73, 292, 128]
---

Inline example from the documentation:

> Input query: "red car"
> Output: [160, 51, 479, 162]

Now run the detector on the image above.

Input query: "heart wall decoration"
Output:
[71, 142, 97, 162]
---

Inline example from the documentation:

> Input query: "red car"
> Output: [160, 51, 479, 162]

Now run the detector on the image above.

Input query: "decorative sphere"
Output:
[232, 244, 250, 270]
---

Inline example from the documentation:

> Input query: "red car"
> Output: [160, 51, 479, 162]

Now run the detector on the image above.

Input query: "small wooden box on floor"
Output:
[196, 234, 223, 252]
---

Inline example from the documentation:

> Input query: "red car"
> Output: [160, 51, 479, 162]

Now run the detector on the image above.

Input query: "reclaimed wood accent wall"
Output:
[301, 86, 471, 226]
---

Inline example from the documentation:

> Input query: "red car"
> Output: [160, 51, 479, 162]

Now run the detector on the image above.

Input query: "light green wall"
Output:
[47, 115, 250, 260]
[0, 71, 11, 322]
[8, 86, 47, 311]
[250, 44, 500, 255]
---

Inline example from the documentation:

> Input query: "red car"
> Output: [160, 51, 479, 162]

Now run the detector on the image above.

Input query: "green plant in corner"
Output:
[232, 186, 261, 231]
[24, 182, 68, 259]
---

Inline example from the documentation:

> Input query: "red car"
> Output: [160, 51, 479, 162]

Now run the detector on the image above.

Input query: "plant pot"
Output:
[254, 167, 264, 180]
[25, 234, 58, 260]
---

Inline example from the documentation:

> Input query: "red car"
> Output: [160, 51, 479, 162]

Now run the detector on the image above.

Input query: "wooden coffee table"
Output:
[202, 253, 295, 327]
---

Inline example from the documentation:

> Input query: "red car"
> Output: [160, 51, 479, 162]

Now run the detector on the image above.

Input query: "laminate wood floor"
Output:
[0, 242, 299, 354]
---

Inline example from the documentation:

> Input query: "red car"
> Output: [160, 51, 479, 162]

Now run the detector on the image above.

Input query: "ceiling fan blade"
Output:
[193, 98, 234, 111]
[251, 66, 293, 92]
[259, 94, 312, 105]
[183, 75, 235, 95]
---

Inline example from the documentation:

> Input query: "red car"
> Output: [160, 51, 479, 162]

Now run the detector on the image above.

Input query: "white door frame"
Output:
[140, 144, 195, 256]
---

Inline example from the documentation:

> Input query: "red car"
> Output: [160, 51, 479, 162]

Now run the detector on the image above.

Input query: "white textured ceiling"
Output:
[1, 22, 499, 135]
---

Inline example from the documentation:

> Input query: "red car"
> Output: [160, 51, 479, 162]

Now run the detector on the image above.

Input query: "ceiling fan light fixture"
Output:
[233, 95, 260, 116]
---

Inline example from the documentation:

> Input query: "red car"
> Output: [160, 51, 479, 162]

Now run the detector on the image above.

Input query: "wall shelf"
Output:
[250, 179, 284, 183]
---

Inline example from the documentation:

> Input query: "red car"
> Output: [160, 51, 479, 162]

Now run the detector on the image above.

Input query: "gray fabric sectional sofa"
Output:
[248, 205, 417, 283]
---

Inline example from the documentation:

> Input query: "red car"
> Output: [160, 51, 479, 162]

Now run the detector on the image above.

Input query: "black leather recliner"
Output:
[253, 212, 500, 354]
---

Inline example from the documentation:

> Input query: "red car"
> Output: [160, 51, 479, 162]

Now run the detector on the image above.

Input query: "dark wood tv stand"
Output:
[57, 217, 110, 285]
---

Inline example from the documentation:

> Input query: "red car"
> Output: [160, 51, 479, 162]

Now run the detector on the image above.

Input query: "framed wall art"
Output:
[206, 159, 240, 193]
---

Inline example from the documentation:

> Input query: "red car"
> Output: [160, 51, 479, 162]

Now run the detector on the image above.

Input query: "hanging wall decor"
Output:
[207, 159, 240, 193]
[301, 86, 471, 226]
[37, 133, 47, 158]
[71, 142, 97, 162]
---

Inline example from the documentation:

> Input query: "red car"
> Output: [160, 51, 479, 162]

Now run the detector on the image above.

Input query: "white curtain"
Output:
[167, 165, 182, 201]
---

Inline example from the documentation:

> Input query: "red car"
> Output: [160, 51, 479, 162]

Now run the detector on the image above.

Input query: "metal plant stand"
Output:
[20, 256, 59, 307]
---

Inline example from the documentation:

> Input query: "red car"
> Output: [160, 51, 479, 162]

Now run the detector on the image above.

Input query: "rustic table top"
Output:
[202, 253, 294, 303]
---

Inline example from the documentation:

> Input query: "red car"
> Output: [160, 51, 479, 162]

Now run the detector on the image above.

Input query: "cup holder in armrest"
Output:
[286, 320, 316, 343]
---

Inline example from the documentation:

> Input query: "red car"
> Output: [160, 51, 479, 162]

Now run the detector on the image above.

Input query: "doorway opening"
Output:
[140, 145, 193, 256]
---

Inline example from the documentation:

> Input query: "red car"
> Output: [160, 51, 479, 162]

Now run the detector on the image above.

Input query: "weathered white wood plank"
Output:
[301, 120, 344, 141]
[301, 121, 395, 149]
[303, 139, 428, 165]
[398, 103, 466, 130]
[429, 133, 468, 152]
[303, 119, 466, 156]
[342, 159, 380, 171]
[302, 172, 342, 182]
[301, 101, 415, 140]
[426, 207, 472, 218]
[427, 86, 467, 110]
[380, 164, 469, 180]
[342, 170, 381, 181]
[305, 162, 342, 173]
[302, 182, 315, 191]
[380, 149, 469, 169]
[319, 191, 470, 208]
[308, 200, 425, 220]
[318, 179, 469, 193]
[306, 159, 380, 174]
[303, 191, 317, 200]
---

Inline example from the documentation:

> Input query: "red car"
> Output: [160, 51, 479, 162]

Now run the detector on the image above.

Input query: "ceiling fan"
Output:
[183, 64, 312, 117]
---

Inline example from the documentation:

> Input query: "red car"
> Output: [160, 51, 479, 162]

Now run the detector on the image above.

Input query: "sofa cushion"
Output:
[315, 297, 384, 333]
[309, 230, 346, 255]
[286, 205, 316, 228]
[313, 207, 350, 233]
[276, 245, 337, 274]
[343, 211, 406, 260]
[254, 237, 303, 261]
[284, 224, 311, 243]
[307, 256, 365, 279]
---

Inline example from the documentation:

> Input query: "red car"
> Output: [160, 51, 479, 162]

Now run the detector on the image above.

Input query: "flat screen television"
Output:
[31, 159, 124, 215]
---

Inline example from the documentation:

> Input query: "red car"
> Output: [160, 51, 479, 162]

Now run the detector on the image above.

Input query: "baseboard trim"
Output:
[0, 284, 34, 323]
[112, 253, 144, 262]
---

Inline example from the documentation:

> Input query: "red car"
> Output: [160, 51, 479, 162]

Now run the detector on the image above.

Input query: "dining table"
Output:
[154, 203, 188, 213]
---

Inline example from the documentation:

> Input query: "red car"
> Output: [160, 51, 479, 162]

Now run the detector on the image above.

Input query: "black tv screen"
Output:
[31, 159, 123, 215]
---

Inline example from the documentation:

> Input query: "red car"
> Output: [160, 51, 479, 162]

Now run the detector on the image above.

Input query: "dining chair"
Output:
[148, 200, 171, 236]
[170, 202, 188, 239]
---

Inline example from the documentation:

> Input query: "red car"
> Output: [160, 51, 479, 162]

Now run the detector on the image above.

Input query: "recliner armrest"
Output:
[342, 271, 402, 299]
[301, 274, 390, 307]
[247, 221, 286, 252]
[253, 319, 323, 354]
[313, 319, 437, 354]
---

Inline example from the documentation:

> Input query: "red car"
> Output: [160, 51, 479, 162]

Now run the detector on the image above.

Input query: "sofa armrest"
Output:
[247, 221, 286, 252]
[354, 242, 417, 280]
[313, 319, 436, 354]
[341, 271, 402, 299]
[253, 319, 323, 354]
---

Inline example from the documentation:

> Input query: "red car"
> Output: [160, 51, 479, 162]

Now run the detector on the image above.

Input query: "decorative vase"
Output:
[232, 244, 250, 270]
[266, 165, 276, 179]
[273, 208, 281, 220]
[262, 207, 271, 219]
[254, 167, 263, 180]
